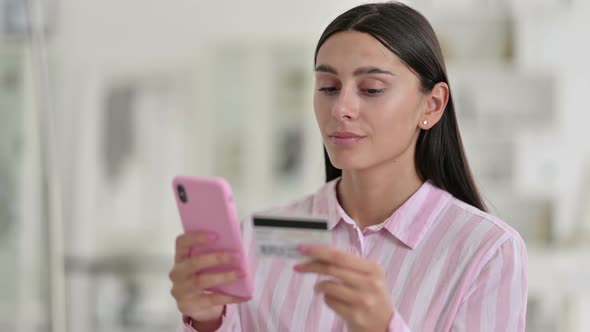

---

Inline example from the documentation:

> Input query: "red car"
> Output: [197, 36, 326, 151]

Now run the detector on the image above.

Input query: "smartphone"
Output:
[172, 175, 253, 299]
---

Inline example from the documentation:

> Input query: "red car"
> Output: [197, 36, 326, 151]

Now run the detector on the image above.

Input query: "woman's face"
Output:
[314, 31, 429, 173]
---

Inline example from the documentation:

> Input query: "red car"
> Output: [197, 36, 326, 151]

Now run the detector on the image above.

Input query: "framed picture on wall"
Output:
[269, 44, 310, 184]
[101, 83, 138, 185]
[274, 125, 304, 180]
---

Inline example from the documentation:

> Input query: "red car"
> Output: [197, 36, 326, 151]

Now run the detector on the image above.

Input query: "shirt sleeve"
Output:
[178, 304, 241, 332]
[451, 235, 528, 332]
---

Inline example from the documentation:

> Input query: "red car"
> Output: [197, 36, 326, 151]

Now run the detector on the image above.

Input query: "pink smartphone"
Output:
[172, 175, 253, 299]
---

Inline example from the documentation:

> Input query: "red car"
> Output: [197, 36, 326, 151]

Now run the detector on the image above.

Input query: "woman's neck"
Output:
[337, 161, 424, 230]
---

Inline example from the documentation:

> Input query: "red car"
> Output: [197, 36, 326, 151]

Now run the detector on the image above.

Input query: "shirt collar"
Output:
[312, 178, 451, 250]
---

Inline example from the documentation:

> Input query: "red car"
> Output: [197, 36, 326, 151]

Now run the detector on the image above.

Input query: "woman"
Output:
[169, 2, 528, 331]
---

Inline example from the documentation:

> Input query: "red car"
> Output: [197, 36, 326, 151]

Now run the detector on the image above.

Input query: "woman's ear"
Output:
[419, 82, 449, 130]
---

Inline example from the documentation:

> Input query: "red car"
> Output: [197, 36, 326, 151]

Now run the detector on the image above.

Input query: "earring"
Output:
[422, 120, 428, 125]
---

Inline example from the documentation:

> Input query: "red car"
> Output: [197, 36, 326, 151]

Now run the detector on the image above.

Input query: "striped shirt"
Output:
[180, 179, 528, 331]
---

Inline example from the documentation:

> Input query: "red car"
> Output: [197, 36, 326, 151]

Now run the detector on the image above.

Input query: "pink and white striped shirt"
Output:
[180, 179, 528, 331]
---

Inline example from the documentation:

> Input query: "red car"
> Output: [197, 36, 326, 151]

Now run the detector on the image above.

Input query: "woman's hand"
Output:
[169, 232, 248, 329]
[294, 245, 394, 332]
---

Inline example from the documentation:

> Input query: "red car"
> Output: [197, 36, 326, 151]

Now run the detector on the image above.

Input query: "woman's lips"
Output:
[328, 131, 366, 145]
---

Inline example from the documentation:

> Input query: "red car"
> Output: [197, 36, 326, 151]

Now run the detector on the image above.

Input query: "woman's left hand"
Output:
[294, 244, 394, 332]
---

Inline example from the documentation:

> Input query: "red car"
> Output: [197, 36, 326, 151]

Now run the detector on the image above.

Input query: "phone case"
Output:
[172, 175, 253, 299]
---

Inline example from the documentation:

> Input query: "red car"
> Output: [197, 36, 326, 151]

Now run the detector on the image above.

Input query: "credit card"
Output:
[252, 215, 330, 259]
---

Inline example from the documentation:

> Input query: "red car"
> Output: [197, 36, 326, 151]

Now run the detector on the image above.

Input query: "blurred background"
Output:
[1, 0, 590, 331]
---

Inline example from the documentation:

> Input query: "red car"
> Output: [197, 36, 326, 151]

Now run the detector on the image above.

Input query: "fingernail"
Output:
[293, 263, 304, 272]
[235, 270, 246, 278]
[297, 245, 307, 253]
[206, 233, 218, 241]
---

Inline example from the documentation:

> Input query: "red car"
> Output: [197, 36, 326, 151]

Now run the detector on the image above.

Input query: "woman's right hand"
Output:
[169, 232, 248, 327]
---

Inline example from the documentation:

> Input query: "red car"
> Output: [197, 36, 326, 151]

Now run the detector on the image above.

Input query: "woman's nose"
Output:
[331, 88, 360, 120]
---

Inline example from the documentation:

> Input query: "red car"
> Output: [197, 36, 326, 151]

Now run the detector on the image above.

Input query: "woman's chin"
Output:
[328, 155, 366, 171]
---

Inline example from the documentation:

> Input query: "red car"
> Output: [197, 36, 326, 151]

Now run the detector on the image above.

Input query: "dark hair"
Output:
[315, 1, 487, 211]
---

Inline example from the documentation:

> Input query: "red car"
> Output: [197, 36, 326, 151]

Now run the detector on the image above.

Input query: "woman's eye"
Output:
[363, 88, 385, 96]
[318, 87, 338, 95]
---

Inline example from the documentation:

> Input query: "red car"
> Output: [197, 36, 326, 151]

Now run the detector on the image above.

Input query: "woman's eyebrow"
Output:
[315, 64, 338, 74]
[353, 66, 395, 76]
[314, 64, 394, 76]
